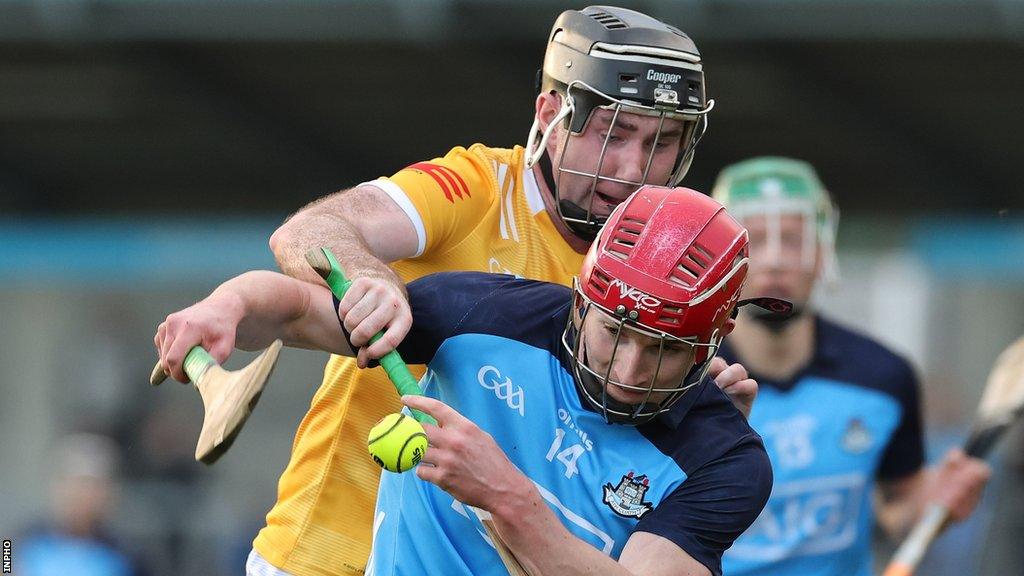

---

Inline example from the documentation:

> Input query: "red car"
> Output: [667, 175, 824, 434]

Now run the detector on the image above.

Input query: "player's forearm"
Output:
[877, 451, 990, 540]
[269, 189, 408, 294]
[875, 472, 927, 540]
[875, 495, 921, 541]
[491, 483, 636, 576]
[209, 270, 349, 354]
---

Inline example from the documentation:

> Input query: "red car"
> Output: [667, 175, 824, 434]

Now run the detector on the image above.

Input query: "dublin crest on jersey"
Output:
[602, 471, 654, 519]
[842, 418, 873, 454]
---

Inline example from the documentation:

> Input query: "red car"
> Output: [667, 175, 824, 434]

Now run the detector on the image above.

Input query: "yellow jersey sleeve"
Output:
[369, 146, 499, 258]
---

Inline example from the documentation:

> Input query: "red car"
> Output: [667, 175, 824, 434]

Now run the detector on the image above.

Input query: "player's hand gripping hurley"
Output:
[883, 336, 1024, 576]
[150, 340, 282, 464]
[305, 247, 529, 576]
[304, 247, 436, 425]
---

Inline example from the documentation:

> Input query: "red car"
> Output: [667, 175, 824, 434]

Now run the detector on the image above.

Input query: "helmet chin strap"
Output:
[747, 302, 805, 333]
[558, 200, 604, 241]
[537, 150, 604, 241]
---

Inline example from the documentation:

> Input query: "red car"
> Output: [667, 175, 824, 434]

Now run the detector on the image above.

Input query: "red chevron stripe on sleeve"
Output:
[437, 166, 470, 201]
[406, 162, 471, 203]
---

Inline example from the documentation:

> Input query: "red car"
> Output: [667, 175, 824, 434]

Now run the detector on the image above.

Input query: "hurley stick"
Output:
[883, 336, 1024, 576]
[304, 247, 435, 425]
[151, 340, 282, 464]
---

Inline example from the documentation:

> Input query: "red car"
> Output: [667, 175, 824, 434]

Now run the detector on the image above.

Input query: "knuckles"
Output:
[445, 435, 466, 453]
[732, 363, 749, 380]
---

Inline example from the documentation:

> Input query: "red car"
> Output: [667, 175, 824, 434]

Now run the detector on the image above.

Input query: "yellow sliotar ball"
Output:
[367, 412, 428, 473]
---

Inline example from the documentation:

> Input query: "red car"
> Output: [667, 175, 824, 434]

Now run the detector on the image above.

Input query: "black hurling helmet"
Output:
[526, 6, 713, 240]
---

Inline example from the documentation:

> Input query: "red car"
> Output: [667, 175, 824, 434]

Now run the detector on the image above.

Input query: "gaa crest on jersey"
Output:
[842, 418, 873, 454]
[602, 471, 654, 519]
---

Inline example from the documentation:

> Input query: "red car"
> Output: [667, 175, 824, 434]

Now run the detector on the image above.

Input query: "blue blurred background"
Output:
[1, 1, 1022, 574]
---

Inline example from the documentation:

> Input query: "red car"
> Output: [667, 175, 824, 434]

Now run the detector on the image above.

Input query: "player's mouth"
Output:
[592, 190, 627, 211]
[609, 383, 652, 404]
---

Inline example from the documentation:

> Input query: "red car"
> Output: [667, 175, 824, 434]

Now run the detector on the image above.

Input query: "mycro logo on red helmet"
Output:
[608, 278, 662, 313]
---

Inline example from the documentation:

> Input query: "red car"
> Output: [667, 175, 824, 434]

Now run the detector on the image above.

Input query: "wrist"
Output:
[207, 287, 248, 324]
[349, 265, 408, 297]
[490, 474, 541, 528]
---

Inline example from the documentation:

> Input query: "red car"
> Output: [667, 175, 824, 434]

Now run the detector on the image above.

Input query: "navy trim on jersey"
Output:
[636, 438, 773, 575]
[719, 315, 925, 480]
[399, 272, 570, 364]
[637, 382, 773, 575]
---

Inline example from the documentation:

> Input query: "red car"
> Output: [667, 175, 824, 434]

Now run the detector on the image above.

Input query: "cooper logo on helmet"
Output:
[646, 70, 682, 84]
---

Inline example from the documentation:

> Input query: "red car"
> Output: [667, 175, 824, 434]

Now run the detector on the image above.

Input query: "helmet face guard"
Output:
[526, 7, 714, 238]
[562, 279, 719, 425]
[562, 185, 751, 425]
[712, 157, 840, 286]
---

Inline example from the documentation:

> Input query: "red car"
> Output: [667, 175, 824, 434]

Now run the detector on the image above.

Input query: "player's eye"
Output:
[663, 340, 688, 354]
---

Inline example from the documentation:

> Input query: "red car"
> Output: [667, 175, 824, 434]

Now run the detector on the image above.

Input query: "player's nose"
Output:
[611, 344, 652, 388]
[613, 145, 647, 184]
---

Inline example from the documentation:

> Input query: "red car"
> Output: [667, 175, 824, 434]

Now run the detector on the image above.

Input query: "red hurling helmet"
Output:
[565, 185, 750, 424]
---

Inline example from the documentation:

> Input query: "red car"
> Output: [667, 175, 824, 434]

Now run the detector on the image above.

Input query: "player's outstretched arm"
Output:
[270, 185, 417, 286]
[154, 270, 352, 383]
[875, 449, 991, 540]
[403, 395, 712, 576]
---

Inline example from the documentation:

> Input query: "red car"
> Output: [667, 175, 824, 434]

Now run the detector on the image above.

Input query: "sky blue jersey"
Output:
[720, 317, 925, 576]
[354, 272, 772, 576]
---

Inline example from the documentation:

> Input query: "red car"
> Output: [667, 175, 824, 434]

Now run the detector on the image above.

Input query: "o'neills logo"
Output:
[647, 69, 681, 84]
[609, 278, 662, 312]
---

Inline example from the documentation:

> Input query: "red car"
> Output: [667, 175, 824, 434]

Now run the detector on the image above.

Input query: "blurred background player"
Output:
[15, 433, 147, 576]
[221, 7, 751, 576]
[711, 157, 991, 576]
[155, 185, 777, 576]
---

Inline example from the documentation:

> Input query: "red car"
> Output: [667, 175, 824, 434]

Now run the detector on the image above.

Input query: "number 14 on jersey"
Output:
[546, 428, 587, 479]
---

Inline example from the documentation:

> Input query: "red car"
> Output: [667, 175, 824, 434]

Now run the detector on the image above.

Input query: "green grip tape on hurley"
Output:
[182, 346, 217, 384]
[314, 247, 436, 426]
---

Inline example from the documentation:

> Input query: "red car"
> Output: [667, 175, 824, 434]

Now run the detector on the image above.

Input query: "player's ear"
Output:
[721, 317, 737, 338]
[813, 241, 827, 280]
[535, 91, 561, 133]
[572, 293, 586, 328]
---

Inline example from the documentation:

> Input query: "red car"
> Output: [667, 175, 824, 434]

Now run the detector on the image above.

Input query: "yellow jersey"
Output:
[253, 144, 585, 575]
